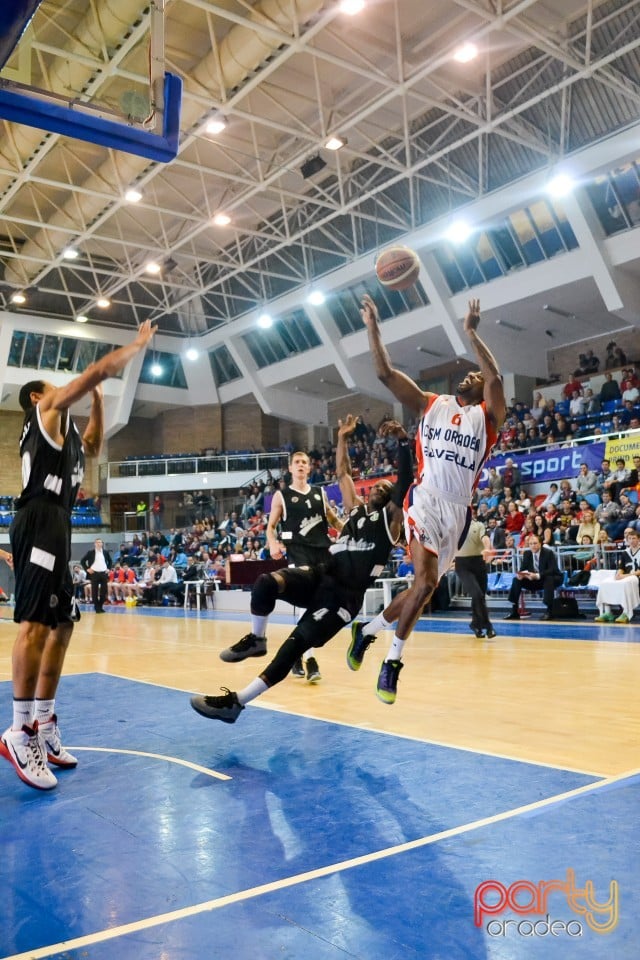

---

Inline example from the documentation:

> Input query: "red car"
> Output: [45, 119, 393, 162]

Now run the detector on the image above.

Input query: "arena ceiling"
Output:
[0, 0, 639, 420]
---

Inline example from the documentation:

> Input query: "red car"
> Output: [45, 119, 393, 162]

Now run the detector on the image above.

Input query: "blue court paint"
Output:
[0, 674, 606, 959]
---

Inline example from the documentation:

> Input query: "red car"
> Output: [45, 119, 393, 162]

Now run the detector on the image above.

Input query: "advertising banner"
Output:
[480, 443, 606, 487]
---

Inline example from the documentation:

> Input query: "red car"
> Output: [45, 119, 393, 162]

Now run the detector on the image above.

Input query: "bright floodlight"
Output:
[453, 42, 478, 63]
[75, 315, 88, 323]
[125, 188, 142, 203]
[340, 0, 365, 13]
[145, 261, 161, 274]
[307, 290, 325, 306]
[96, 297, 111, 309]
[206, 117, 227, 135]
[446, 219, 473, 244]
[546, 173, 575, 198]
[257, 313, 273, 329]
[150, 363, 163, 377]
[185, 347, 199, 361]
[325, 136, 345, 151]
[11, 292, 26, 304]
[62, 247, 79, 260]
[213, 212, 231, 226]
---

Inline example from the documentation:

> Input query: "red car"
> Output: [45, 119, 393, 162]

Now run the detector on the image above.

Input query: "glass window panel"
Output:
[76, 340, 96, 372]
[57, 338, 77, 371]
[7, 331, 26, 368]
[23, 333, 43, 368]
[40, 335, 59, 371]
[488, 225, 524, 272]
[433, 247, 466, 294]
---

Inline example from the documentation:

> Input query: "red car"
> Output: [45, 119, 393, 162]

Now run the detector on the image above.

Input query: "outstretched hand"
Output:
[134, 318, 157, 348]
[378, 418, 408, 441]
[464, 298, 481, 333]
[360, 295, 380, 328]
[338, 414, 358, 438]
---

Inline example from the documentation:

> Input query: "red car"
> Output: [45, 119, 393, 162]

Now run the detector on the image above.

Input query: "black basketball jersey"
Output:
[327, 503, 397, 591]
[279, 484, 331, 565]
[15, 405, 85, 513]
[621, 547, 640, 574]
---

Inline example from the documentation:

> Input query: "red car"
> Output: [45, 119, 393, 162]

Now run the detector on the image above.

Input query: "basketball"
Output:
[375, 245, 421, 291]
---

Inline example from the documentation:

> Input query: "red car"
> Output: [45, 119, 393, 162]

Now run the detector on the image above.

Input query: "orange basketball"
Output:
[375, 245, 421, 291]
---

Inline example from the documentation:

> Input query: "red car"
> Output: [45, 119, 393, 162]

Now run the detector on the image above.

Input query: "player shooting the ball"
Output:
[347, 297, 506, 704]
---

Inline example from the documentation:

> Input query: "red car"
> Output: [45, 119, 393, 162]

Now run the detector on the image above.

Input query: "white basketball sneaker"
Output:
[38, 715, 78, 768]
[0, 723, 58, 790]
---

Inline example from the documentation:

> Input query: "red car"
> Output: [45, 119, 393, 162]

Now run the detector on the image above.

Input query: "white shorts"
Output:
[404, 484, 470, 581]
[597, 577, 639, 618]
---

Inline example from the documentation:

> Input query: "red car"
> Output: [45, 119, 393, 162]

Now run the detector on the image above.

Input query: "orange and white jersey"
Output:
[412, 394, 498, 506]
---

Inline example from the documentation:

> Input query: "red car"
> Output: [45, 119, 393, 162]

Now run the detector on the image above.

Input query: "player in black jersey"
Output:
[218, 449, 342, 681]
[0, 321, 156, 791]
[190, 415, 413, 724]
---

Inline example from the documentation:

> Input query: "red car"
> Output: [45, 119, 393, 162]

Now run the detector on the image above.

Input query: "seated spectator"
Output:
[595, 491, 620, 529]
[532, 513, 552, 545]
[486, 517, 506, 551]
[599, 372, 621, 404]
[530, 392, 547, 421]
[505, 533, 563, 620]
[515, 489, 531, 512]
[595, 529, 640, 623]
[576, 509, 601, 545]
[569, 390, 586, 418]
[622, 378, 640, 404]
[621, 456, 640, 498]
[605, 342, 627, 369]
[575, 463, 599, 499]
[563, 374, 583, 400]
[580, 349, 600, 375]
[603, 458, 631, 501]
[605, 493, 638, 542]
[493, 532, 516, 569]
[72, 564, 89, 601]
[583, 387, 600, 415]
[558, 479, 576, 506]
[619, 400, 639, 427]
[487, 466, 503, 498]
[505, 500, 525, 535]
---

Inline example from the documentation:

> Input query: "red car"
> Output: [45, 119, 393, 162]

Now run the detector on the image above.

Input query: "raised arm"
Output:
[463, 299, 506, 428]
[336, 415, 362, 513]
[322, 490, 344, 534]
[361, 295, 432, 416]
[40, 319, 156, 418]
[82, 384, 104, 458]
[381, 419, 413, 540]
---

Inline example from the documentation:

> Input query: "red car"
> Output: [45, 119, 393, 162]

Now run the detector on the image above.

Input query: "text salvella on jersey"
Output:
[424, 447, 478, 470]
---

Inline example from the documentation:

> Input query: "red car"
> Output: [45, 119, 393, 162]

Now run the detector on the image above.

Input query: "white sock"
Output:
[301, 649, 315, 662]
[12, 698, 34, 731]
[364, 613, 393, 636]
[250, 614, 269, 638]
[237, 677, 268, 705]
[35, 699, 56, 726]
[386, 635, 405, 661]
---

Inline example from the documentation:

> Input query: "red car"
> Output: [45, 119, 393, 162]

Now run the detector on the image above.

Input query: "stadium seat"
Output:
[585, 493, 601, 509]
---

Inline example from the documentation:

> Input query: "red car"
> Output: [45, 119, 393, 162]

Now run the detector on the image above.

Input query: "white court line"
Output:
[69, 746, 231, 781]
[96, 671, 606, 779]
[4, 765, 639, 960]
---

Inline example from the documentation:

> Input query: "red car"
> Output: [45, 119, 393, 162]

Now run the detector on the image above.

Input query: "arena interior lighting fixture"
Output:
[212, 212, 231, 226]
[307, 290, 326, 306]
[453, 42, 478, 63]
[10, 292, 26, 304]
[75, 314, 88, 323]
[62, 247, 79, 260]
[257, 312, 273, 329]
[96, 297, 111, 309]
[546, 173, 576, 198]
[205, 116, 227, 136]
[325, 136, 345, 151]
[145, 261, 161, 274]
[445, 219, 473, 244]
[125, 188, 142, 203]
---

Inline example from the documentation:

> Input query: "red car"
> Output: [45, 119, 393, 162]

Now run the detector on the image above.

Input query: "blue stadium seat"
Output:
[585, 493, 601, 509]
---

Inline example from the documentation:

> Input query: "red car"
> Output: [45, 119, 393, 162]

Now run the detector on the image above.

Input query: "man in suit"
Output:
[504, 533, 562, 621]
[486, 517, 506, 550]
[81, 538, 112, 613]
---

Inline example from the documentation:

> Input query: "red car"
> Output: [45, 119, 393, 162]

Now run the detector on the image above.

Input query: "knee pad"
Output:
[251, 573, 279, 615]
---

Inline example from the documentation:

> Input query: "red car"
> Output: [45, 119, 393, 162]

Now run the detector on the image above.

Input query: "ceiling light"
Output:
[445, 219, 473, 244]
[11, 292, 26, 304]
[543, 304, 576, 318]
[96, 297, 111, 309]
[453, 42, 478, 63]
[150, 363, 163, 377]
[62, 247, 79, 260]
[325, 136, 345, 151]
[75, 314, 88, 323]
[185, 347, 199, 361]
[339, 0, 365, 13]
[257, 313, 273, 329]
[145, 261, 161, 274]
[212, 212, 231, 226]
[546, 173, 575, 198]
[125, 188, 142, 203]
[307, 290, 325, 306]
[300, 155, 327, 179]
[205, 117, 227, 136]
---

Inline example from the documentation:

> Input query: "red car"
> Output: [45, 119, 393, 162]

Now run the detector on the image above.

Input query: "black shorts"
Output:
[293, 574, 364, 650]
[10, 501, 74, 627]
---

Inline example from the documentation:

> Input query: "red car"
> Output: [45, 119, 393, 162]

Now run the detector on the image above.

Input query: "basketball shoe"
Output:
[305, 657, 321, 683]
[219, 633, 267, 662]
[376, 659, 403, 705]
[290, 658, 305, 677]
[347, 621, 376, 671]
[0, 723, 58, 790]
[190, 689, 244, 724]
[39, 715, 78, 768]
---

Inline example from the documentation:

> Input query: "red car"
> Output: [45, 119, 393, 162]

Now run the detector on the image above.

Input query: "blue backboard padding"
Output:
[0, 0, 43, 68]
[0, 72, 182, 162]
